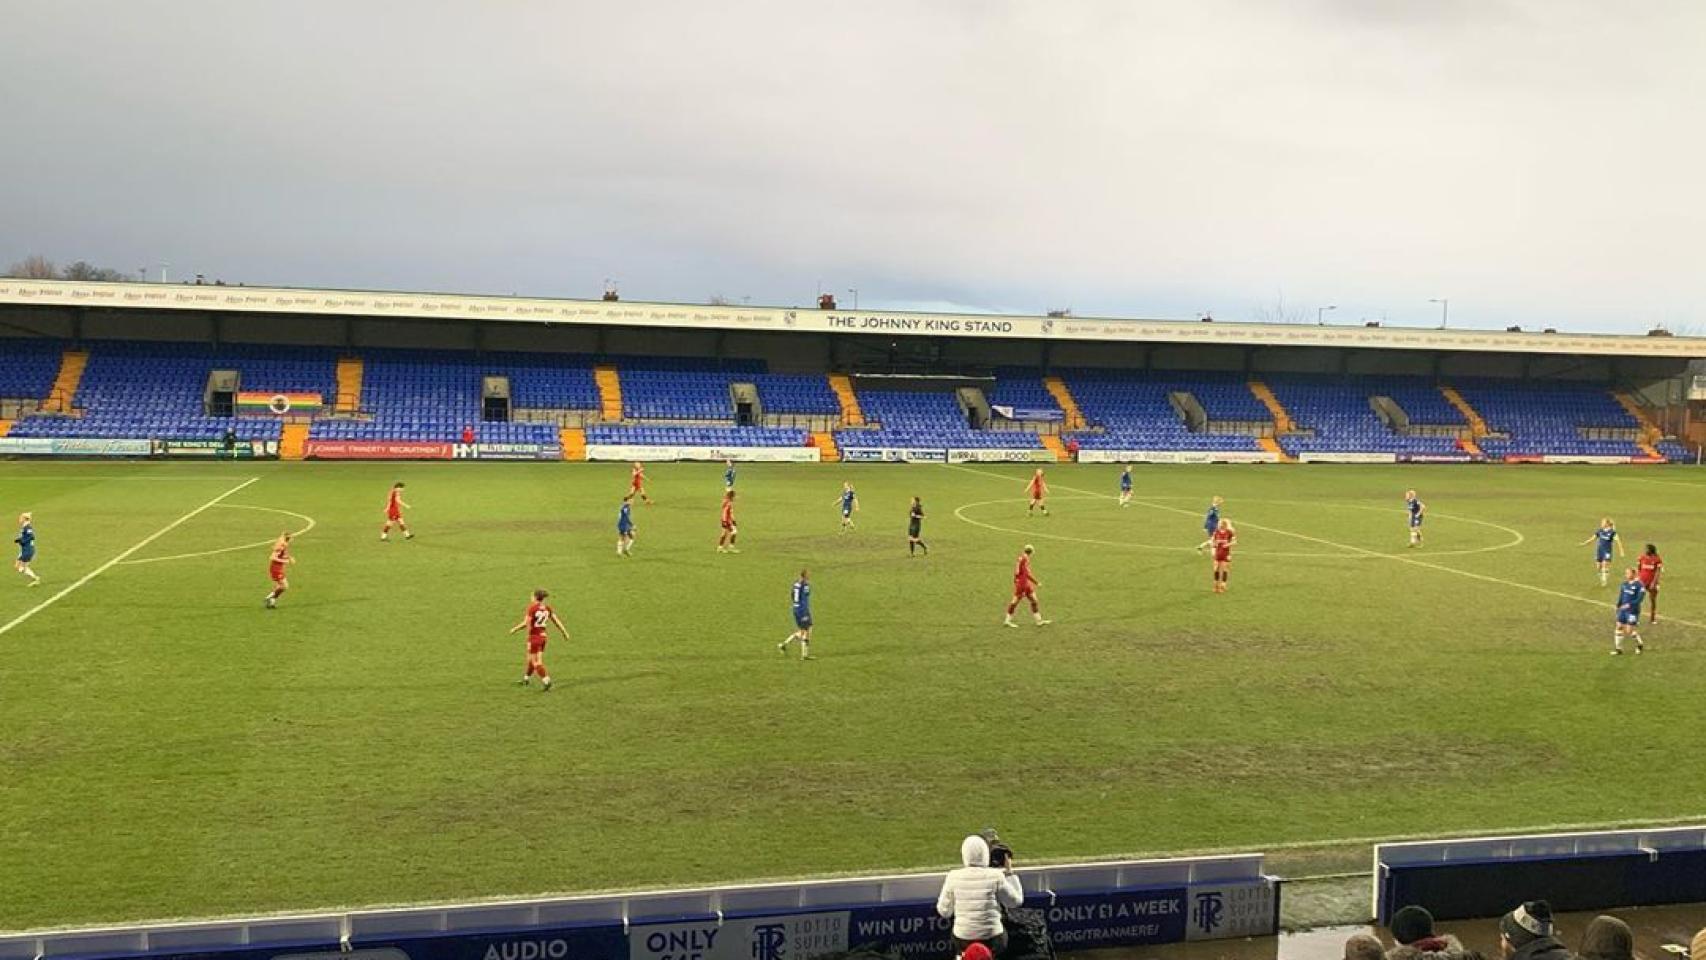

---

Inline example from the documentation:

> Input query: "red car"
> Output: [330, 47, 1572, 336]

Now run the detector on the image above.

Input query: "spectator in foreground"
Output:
[1341, 933, 1385, 960]
[1577, 915, 1634, 960]
[936, 834, 1023, 956]
[1498, 901, 1569, 960]
[1691, 927, 1706, 960]
[1390, 904, 1466, 957]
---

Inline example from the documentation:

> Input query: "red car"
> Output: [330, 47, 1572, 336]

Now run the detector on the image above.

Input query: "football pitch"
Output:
[2, 460, 1704, 930]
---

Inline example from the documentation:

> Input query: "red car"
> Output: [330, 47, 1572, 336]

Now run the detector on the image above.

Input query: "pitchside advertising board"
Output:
[584, 445, 822, 463]
[1075, 450, 1278, 464]
[6, 881, 1278, 960]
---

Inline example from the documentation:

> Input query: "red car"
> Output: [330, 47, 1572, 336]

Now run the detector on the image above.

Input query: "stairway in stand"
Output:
[1042, 376, 1086, 431]
[1246, 380, 1294, 434]
[1611, 391, 1665, 459]
[827, 374, 863, 426]
[0, 418, 12, 438]
[559, 427, 587, 461]
[1040, 434, 1071, 462]
[812, 431, 840, 462]
[42, 348, 88, 413]
[1257, 436, 1295, 463]
[595, 366, 624, 421]
[334, 357, 364, 414]
[279, 423, 310, 460]
[1438, 385, 1488, 436]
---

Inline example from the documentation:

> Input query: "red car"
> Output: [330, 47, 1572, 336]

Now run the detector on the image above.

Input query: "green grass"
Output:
[1, 461, 1704, 930]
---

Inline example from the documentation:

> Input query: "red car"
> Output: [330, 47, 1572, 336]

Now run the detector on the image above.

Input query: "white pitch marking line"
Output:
[954, 495, 1523, 559]
[946, 464, 1704, 631]
[0, 477, 260, 638]
[116, 504, 316, 566]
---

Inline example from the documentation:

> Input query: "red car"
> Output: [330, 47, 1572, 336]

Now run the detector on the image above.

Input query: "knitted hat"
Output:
[1391, 905, 1436, 945]
[961, 943, 993, 960]
[1500, 900, 1554, 946]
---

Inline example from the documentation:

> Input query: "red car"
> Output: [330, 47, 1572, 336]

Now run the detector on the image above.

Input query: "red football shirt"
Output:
[525, 602, 552, 639]
[1638, 553, 1663, 585]
[387, 488, 402, 512]
[1212, 528, 1235, 556]
[1014, 554, 1033, 586]
[721, 500, 735, 524]
[1028, 476, 1046, 496]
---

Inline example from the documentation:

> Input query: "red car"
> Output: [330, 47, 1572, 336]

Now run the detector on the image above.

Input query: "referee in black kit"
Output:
[908, 496, 929, 556]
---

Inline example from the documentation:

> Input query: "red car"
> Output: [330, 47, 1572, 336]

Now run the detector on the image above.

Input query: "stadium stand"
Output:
[988, 368, 1063, 416]
[0, 337, 1693, 460]
[0, 338, 66, 401]
[752, 373, 841, 415]
[586, 424, 808, 447]
[1454, 379, 1651, 459]
[1060, 368, 1267, 452]
[1264, 376, 1467, 457]
[842, 388, 1046, 450]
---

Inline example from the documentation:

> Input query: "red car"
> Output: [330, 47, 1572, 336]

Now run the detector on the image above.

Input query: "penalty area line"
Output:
[0, 476, 261, 638]
[945, 464, 1705, 632]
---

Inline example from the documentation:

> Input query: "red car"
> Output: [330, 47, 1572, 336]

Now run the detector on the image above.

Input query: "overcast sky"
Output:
[2, 1, 1703, 333]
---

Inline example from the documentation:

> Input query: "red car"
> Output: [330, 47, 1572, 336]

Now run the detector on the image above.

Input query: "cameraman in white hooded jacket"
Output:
[936, 834, 1024, 955]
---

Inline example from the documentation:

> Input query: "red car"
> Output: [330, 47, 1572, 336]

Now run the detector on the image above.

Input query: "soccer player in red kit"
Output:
[629, 462, 654, 505]
[1637, 543, 1664, 623]
[1199, 519, 1237, 593]
[717, 489, 740, 553]
[381, 482, 413, 541]
[1004, 544, 1050, 627]
[508, 589, 569, 691]
[264, 532, 294, 609]
[1027, 469, 1049, 516]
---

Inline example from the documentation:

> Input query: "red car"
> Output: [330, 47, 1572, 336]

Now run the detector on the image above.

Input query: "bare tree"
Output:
[1248, 297, 1313, 325]
[62, 260, 131, 282]
[708, 293, 732, 306]
[5, 255, 58, 279]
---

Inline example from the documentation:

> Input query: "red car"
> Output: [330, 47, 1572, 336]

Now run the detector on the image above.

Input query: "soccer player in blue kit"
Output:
[1613, 568, 1646, 655]
[1118, 466, 1133, 507]
[15, 511, 40, 586]
[723, 459, 736, 490]
[616, 495, 635, 557]
[836, 482, 859, 532]
[1580, 517, 1624, 586]
[778, 568, 814, 660]
[1198, 496, 1223, 549]
[1405, 490, 1426, 547]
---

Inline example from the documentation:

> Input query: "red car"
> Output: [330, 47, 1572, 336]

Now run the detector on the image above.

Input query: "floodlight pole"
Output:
[1317, 304, 1337, 326]
[1430, 298, 1449, 329]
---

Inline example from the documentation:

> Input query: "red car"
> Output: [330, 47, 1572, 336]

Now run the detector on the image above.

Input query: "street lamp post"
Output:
[1317, 304, 1337, 326]
[1429, 298, 1449, 329]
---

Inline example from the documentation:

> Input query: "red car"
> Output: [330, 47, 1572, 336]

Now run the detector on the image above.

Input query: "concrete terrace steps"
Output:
[1611, 392, 1665, 458]
[334, 357, 364, 414]
[1256, 435, 1295, 462]
[559, 427, 587, 461]
[594, 366, 624, 421]
[812, 431, 840, 462]
[827, 374, 863, 426]
[1042, 376, 1087, 430]
[279, 423, 310, 460]
[1438, 385, 1489, 436]
[1040, 434, 1070, 462]
[1246, 380, 1295, 434]
[41, 349, 88, 414]
[0, 418, 12, 438]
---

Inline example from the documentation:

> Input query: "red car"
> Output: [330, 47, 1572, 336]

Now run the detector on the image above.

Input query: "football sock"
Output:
[799, 641, 810, 659]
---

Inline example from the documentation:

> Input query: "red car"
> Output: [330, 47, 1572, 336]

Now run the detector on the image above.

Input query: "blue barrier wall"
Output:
[0, 856, 1280, 960]
[1375, 826, 1706, 923]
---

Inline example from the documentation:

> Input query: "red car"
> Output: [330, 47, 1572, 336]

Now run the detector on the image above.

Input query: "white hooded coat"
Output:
[935, 835, 1024, 942]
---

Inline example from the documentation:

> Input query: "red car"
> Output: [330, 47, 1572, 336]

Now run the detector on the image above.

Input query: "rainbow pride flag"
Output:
[236, 391, 324, 416]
